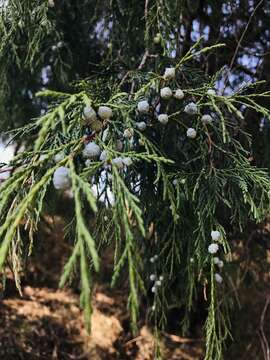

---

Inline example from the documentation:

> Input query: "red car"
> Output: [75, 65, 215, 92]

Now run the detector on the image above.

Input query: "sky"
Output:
[0, 141, 13, 163]
[0, 141, 14, 180]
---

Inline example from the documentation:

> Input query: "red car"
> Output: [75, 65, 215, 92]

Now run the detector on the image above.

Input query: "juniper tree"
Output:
[1, 1, 270, 359]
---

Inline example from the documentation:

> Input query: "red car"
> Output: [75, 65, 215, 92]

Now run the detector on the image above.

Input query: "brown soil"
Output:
[0, 216, 269, 359]
[0, 217, 204, 359]
[0, 282, 205, 360]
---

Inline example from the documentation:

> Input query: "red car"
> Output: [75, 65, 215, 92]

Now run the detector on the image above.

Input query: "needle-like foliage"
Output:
[1, 2, 270, 359]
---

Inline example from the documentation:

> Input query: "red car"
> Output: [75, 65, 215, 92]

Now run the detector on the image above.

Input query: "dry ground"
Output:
[0, 216, 269, 359]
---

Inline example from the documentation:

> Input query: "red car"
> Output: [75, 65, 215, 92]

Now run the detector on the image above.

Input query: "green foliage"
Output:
[1, 1, 270, 359]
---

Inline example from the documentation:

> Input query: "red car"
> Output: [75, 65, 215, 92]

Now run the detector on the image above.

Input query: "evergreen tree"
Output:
[0, 1, 270, 359]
